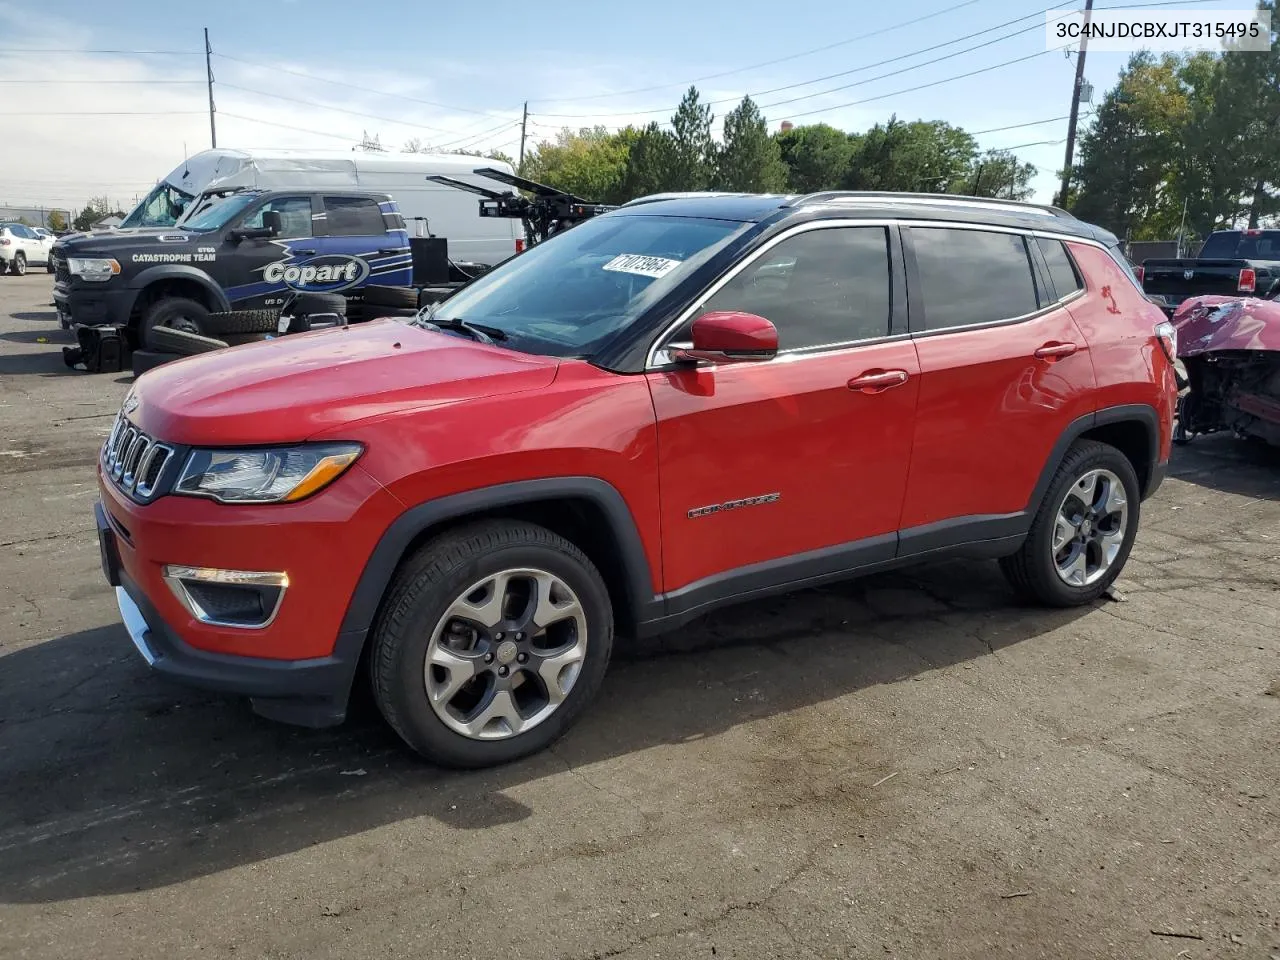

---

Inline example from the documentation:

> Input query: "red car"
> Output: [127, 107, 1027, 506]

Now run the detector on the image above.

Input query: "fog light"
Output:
[162, 565, 288, 629]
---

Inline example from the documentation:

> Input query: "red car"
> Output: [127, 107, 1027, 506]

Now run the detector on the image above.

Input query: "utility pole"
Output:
[204, 27, 217, 149]
[518, 101, 529, 173]
[1056, 0, 1092, 209]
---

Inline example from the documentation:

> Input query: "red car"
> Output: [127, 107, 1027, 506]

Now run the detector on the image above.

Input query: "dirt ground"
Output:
[0, 272, 1277, 960]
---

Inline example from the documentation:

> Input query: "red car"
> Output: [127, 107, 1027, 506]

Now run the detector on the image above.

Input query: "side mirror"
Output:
[232, 211, 281, 242]
[675, 311, 778, 364]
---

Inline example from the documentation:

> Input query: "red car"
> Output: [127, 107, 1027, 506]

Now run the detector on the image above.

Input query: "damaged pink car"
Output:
[1172, 295, 1280, 445]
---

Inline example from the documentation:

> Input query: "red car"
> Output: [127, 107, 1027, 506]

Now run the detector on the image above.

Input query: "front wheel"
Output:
[369, 520, 614, 768]
[1000, 439, 1141, 607]
[11, 252, 26, 276]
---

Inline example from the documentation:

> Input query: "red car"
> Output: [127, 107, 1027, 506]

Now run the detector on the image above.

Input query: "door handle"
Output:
[1034, 341, 1078, 361]
[847, 369, 909, 394]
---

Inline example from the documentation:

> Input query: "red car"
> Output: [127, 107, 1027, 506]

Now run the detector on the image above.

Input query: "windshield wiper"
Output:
[411, 302, 506, 344]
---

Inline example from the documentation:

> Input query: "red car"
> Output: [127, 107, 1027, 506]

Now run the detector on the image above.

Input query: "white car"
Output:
[0, 222, 54, 275]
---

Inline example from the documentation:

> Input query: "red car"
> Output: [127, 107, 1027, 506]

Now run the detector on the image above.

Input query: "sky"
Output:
[0, 0, 1257, 215]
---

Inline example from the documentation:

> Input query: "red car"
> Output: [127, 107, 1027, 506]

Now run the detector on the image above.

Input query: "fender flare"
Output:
[337, 476, 660, 639]
[130, 265, 232, 313]
[1029, 403, 1163, 509]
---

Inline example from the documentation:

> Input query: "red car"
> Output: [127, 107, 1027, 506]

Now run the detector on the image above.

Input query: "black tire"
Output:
[148, 325, 228, 356]
[369, 520, 614, 768]
[46, 259, 55, 274]
[360, 284, 418, 309]
[221, 332, 274, 346]
[11, 252, 26, 276]
[999, 439, 1141, 607]
[289, 292, 347, 317]
[202, 309, 279, 336]
[131, 349, 181, 376]
[141, 297, 212, 350]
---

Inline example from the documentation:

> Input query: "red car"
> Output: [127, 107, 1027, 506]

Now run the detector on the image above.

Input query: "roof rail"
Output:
[786, 190, 1075, 219]
[621, 191, 792, 208]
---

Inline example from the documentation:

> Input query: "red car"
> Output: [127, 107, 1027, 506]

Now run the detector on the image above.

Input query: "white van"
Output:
[119, 148, 521, 266]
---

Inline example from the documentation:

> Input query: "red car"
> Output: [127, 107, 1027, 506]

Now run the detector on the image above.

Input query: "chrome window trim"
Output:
[645, 217, 1127, 369]
[646, 218, 897, 369]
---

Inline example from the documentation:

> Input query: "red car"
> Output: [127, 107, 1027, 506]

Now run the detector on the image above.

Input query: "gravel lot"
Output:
[1, 272, 1277, 960]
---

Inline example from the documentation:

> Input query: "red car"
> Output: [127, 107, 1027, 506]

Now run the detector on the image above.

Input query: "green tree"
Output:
[845, 117, 976, 192]
[619, 122, 678, 199]
[966, 149, 1037, 200]
[667, 86, 715, 191]
[46, 210, 68, 232]
[715, 97, 787, 192]
[774, 123, 855, 192]
[1071, 53, 1193, 240]
[523, 126, 632, 203]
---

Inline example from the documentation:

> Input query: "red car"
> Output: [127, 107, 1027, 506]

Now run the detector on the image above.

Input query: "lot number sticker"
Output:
[603, 254, 682, 279]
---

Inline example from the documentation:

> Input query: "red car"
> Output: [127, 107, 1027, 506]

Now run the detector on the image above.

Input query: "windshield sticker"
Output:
[602, 254, 682, 279]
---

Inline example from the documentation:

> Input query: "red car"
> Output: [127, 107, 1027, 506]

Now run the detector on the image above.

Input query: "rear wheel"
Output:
[1000, 440, 1140, 607]
[369, 521, 614, 768]
[11, 252, 26, 276]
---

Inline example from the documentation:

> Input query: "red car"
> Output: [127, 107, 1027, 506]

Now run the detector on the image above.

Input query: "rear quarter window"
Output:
[1037, 237, 1085, 299]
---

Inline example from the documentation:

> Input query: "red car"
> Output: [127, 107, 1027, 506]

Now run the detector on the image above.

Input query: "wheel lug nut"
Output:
[517, 653, 528, 664]
[515, 632, 524, 641]
[484, 653, 494, 664]
[494, 632, 504, 641]
[498, 666, 509, 677]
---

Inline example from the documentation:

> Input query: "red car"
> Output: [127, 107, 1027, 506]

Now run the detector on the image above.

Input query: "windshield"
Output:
[423, 214, 747, 357]
[178, 192, 262, 232]
[120, 182, 196, 229]
[1199, 230, 1280, 260]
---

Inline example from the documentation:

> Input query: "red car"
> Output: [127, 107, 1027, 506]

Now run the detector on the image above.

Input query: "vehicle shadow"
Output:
[10, 311, 59, 323]
[1168, 432, 1280, 501]
[0, 559, 1094, 904]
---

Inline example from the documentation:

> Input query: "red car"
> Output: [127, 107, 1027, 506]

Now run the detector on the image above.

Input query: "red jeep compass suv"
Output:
[95, 191, 1178, 767]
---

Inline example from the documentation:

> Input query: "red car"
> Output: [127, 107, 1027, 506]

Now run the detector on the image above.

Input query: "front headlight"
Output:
[175, 443, 363, 504]
[68, 257, 121, 281]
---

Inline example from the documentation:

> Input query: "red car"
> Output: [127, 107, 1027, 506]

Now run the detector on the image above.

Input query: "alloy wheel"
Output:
[424, 567, 588, 740]
[1052, 468, 1129, 587]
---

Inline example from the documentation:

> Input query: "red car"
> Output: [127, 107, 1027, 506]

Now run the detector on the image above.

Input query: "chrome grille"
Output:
[51, 250, 70, 284]
[102, 413, 174, 500]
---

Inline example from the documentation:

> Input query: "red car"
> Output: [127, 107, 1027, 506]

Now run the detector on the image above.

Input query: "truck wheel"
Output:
[361, 285, 418, 309]
[46, 259, 55, 274]
[202, 309, 279, 336]
[148, 325, 229, 356]
[369, 520, 614, 768]
[290, 292, 347, 317]
[11, 252, 26, 276]
[999, 440, 1140, 607]
[141, 297, 212, 349]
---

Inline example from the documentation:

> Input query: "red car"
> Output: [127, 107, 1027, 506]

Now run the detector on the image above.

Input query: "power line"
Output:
[0, 110, 207, 116]
[217, 81, 456, 134]
[528, 0, 992, 106]
[0, 48, 200, 55]
[0, 78, 202, 84]
[969, 115, 1073, 136]
[218, 110, 367, 144]
[431, 120, 521, 152]
[533, 0, 1211, 123]
[212, 53, 514, 120]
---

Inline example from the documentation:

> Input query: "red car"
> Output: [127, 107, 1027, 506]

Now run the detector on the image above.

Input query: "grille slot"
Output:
[102, 412, 174, 502]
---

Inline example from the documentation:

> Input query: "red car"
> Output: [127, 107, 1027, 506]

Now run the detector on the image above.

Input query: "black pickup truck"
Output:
[1140, 228, 1280, 314]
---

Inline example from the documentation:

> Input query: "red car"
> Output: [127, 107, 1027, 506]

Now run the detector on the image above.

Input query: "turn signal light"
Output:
[1238, 268, 1256, 293]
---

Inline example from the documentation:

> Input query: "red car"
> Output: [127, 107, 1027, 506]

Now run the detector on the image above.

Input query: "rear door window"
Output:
[242, 196, 314, 238]
[910, 227, 1039, 331]
[323, 196, 386, 237]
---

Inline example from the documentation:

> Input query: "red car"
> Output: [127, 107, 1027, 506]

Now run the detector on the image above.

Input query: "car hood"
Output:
[130, 319, 560, 446]
[54, 228, 199, 253]
[1173, 296, 1280, 358]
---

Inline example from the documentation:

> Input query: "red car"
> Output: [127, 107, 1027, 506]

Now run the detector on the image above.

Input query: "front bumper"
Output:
[95, 454, 402, 725]
[53, 280, 138, 328]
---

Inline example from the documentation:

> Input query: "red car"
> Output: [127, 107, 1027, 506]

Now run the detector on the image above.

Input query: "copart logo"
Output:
[263, 254, 370, 292]
[688, 492, 780, 519]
